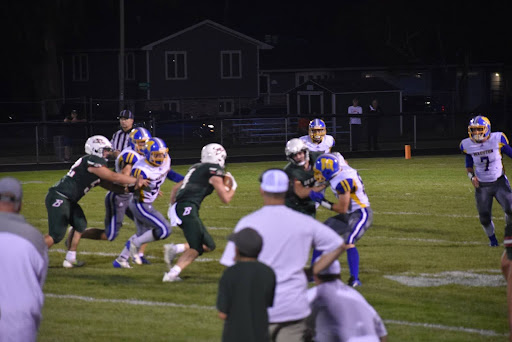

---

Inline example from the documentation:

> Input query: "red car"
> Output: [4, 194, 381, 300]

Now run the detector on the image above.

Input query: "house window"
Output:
[125, 53, 135, 81]
[72, 54, 88, 82]
[295, 72, 333, 86]
[221, 51, 241, 79]
[166, 51, 187, 80]
[260, 75, 269, 94]
[219, 99, 234, 114]
[164, 101, 180, 113]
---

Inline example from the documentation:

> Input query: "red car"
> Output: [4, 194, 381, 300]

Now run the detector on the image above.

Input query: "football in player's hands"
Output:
[223, 175, 233, 191]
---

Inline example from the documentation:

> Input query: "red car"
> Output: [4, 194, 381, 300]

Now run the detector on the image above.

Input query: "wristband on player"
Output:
[467, 172, 475, 181]
[320, 200, 333, 210]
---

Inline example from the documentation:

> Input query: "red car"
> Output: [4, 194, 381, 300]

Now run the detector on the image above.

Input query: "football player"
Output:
[163, 143, 237, 282]
[44, 135, 147, 268]
[283, 138, 325, 218]
[309, 153, 372, 287]
[460, 115, 512, 247]
[80, 127, 155, 263]
[299, 118, 335, 153]
[113, 137, 184, 268]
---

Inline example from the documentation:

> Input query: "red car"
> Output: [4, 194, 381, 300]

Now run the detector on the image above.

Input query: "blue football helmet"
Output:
[128, 127, 152, 155]
[468, 116, 491, 143]
[144, 137, 168, 166]
[309, 119, 327, 143]
[313, 153, 341, 184]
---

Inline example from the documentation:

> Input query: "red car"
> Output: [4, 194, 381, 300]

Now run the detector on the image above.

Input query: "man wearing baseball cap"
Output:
[217, 228, 276, 342]
[0, 177, 48, 342]
[111, 109, 135, 157]
[307, 260, 388, 342]
[220, 169, 345, 342]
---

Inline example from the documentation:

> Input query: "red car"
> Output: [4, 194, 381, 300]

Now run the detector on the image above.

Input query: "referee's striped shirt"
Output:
[111, 129, 131, 152]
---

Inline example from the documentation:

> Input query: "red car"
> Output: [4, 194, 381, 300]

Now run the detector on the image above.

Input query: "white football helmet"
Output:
[285, 138, 309, 166]
[85, 135, 112, 159]
[201, 143, 227, 167]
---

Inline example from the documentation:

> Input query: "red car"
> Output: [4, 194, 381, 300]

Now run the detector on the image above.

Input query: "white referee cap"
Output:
[319, 259, 341, 275]
[260, 169, 289, 193]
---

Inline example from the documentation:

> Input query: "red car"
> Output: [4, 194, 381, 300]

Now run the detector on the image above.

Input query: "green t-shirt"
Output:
[176, 162, 225, 207]
[50, 155, 107, 202]
[283, 151, 321, 217]
[217, 261, 276, 342]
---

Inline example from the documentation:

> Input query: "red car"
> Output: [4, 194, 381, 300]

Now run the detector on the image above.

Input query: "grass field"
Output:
[4, 154, 510, 341]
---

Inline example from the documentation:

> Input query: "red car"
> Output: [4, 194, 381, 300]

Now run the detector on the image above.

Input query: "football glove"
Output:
[309, 190, 325, 203]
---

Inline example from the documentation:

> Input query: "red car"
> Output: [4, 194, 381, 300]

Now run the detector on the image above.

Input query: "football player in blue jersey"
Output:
[113, 137, 184, 268]
[309, 153, 373, 287]
[460, 115, 512, 247]
[299, 119, 335, 153]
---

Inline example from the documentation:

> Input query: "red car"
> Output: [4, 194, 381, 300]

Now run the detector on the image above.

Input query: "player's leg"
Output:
[44, 190, 71, 248]
[310, 214, 349, 266]
[475, 185, 498, 246]
[345, 208, 373, 287]
[163, 202, 202, 282]
[495, 177, 512, 246]
[62, 202, 88, 268]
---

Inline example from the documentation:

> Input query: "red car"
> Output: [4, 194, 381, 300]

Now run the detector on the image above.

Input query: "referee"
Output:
[111, 109, 134, 158]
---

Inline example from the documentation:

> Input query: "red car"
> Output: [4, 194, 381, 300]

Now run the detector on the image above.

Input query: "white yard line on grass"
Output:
[48, 249, 216, 262]
[44, 293, 507, 337]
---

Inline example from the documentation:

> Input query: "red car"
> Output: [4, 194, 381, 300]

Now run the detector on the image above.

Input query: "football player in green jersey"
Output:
[283, 138, 325, 218]
[44, 135, 147, 268]
[163, 143, 237, 282]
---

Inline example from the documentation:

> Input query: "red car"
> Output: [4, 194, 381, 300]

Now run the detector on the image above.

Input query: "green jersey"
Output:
[50, 155, 107, 203]
[283, 151, 322, 217]
[176, 163, 225, 207]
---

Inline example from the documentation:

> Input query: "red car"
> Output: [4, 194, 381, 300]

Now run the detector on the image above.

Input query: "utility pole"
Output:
[119, 0, 125, 109]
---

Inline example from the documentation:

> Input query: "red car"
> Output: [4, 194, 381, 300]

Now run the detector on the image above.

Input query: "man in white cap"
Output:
[307, 260, 388, 342]
[220, 168, 345, 342]
[0, 177, 48, 342]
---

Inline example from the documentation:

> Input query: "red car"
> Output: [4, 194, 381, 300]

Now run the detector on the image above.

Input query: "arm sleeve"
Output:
[465, 154, 474, 168]
[335, 179, 354, 194]
[501, 144, 512, 159]
[167, 170, 185, 182]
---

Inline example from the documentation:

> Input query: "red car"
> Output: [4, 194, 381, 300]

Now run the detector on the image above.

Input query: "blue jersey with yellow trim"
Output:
[131, 156, 171, 203]
[115, 146, 144, 173]
[460, 132, 509, 182]
[328, 164, 370, 213]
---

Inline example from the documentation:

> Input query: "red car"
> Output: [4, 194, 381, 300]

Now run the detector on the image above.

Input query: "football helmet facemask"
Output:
[201, 143, 227, 168]
[129, 127, 152, 155]
[144, 137, 168, 166]
[313, 153, 342, 184]
[285, 138, 309, 166]
[309, 119, 327, 143]
[468, 116, 491, 143]
[85, 135, 112, 159]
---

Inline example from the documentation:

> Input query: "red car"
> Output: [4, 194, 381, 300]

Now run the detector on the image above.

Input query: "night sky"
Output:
[0, 0, 510, 101]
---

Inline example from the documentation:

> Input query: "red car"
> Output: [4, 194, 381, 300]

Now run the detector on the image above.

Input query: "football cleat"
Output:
[468, 115, 491, 143]
[201, 143, 227, 167]
[144, 137, 168, 166]
[113, 258, 132, 268]
[309, 119, 327, 143]
[489, 234, 499, 247]
[163, 244, 178, 267]
[347, 276, 362, 288]
[139, 255, 151, 265]
[162, 272, 183, 282]
[63, 259, 85, 268]
[127, 238, 142, 265]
